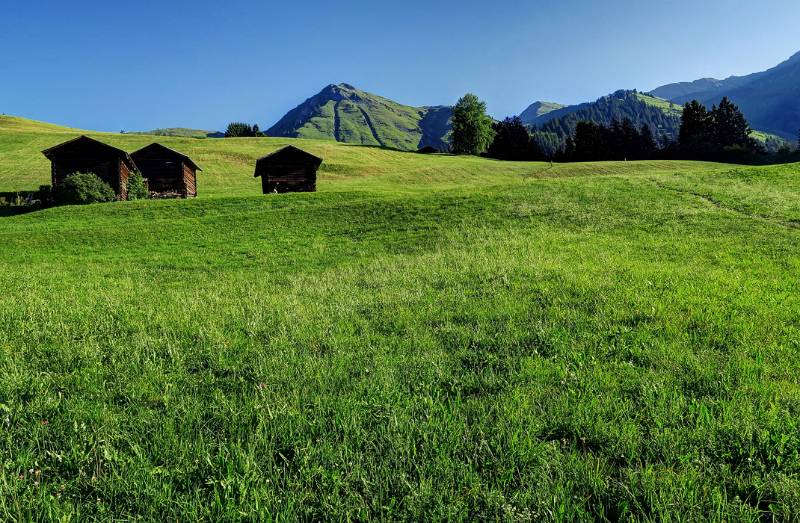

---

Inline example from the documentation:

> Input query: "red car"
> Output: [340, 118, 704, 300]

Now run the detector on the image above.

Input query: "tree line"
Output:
[224, 122, 265, 138]
[449, 93, 799, 164]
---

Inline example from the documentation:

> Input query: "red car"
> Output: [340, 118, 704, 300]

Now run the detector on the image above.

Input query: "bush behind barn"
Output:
[127, 171, 149, 200]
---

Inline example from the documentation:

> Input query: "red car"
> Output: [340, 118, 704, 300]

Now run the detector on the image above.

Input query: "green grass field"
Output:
[1, 116, 800, 520]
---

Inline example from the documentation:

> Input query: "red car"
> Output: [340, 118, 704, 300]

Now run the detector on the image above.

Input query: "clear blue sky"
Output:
[2, 0, 798, 132]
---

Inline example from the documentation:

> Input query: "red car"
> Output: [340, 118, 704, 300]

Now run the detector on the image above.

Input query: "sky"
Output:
[1, 0, 798, 132]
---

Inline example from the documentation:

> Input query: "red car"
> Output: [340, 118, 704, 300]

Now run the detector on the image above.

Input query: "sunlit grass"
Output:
[1, 116, 800, 520]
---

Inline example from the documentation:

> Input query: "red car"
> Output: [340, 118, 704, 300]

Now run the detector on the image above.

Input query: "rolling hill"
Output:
[4, 114, 800, 519]
[130, 128, 224, 138]
[650, 50, 800, 139]
[266, 83, 452, 151]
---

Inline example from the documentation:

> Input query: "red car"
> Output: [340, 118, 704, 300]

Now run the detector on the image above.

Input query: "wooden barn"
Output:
[253, 146, 322, 194]
[131, 143, 200, 198]
[42, 136, 138, 200]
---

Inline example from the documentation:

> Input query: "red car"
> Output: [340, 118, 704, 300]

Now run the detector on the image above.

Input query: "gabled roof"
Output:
[131, 142, 202, 171]
[254, 146, 323, 177]
[42, 135, 137, 169]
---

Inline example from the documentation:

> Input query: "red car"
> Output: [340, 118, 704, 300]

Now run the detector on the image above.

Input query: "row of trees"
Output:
[449, 92, 793, 163]
[224, 122, 265, 138]
[448, 96, 547, 160]
[556, 119, 657, 162]
[678, 98, 757, 158]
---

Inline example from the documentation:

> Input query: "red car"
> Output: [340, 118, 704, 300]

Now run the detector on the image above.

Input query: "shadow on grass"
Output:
[0, 206, 44, 217]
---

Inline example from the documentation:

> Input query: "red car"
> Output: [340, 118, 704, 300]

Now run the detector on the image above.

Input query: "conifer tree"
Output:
[679, 101, 713, 157]
[711, 97, 751, 149]
[639, 124, 657, 158]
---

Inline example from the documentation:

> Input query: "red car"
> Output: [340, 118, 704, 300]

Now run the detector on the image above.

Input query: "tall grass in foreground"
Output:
[1, 161, 800, 520]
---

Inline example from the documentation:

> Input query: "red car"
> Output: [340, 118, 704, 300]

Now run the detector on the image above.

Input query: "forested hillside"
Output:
[530, 91, 682, 154]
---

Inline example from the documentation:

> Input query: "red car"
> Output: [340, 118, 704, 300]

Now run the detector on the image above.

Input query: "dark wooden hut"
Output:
[253, 146, 322, 194]
[42, 136, 137, 200]
[131, 143, 200, 198]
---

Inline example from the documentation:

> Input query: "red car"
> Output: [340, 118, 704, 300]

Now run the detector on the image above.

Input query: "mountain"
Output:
[266, 84, 452, 151]
[518, 101, 564, 124]
[650, 78, 749, 101]
[524, 90, 683, 154]
[649, 51, 800, 139]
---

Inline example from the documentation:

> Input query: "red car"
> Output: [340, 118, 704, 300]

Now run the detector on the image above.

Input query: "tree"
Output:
[711, 97, 752, 149]
[679, 101, 713, 157]
[486, 117, 541, 161]
[573, 121, 605, 161]
[556, 136, 576, 162]
[450, 93, 494, 155]
[608, 118, 642, 160]
[639, 124, 657, 158]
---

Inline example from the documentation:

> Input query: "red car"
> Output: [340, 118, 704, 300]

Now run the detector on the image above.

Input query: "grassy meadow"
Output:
[1, 116, 800, 520]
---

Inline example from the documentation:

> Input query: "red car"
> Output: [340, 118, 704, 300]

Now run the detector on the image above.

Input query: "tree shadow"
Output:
[0, 206, 44, 218]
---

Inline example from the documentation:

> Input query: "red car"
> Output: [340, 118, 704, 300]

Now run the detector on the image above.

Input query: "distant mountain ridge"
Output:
[518, 101, 564, 124]
[266, 84, 451, 151]
[650, 78, 731, 101]
[525, 90, 684, 154]
[649, 51, 800, 139]
[130, 128, 223, 138]
[265, 51, 800, 152]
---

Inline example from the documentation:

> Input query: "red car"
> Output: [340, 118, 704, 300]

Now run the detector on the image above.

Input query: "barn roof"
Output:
[42, 135, 136, 169]
[131, 143, 202, 171]
[254, 146, 323, 178]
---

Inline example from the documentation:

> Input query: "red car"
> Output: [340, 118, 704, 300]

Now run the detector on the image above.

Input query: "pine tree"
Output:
[639, 124, 657, 158]
[573, 121, 605, 161]
[620, 118, 639, 159]
[560, 136, 576, 161]
[679, 101, 713, 157]
[712, 97, 751, 149]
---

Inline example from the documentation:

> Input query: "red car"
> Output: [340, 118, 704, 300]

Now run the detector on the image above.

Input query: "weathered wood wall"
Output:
[183, 162, 197, 197]
[131, 147, 197, 198]
[53, 157, 116, 192]
[119, 160, 131, 201]
[262, 164, 317, 193]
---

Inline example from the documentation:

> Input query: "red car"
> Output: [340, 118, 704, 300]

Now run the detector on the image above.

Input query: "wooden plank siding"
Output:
[118, 159, 131, 201]
[183, 162, 197, 197]
[254, 146, 322, 194]
[260, 165, 316, 193]
[131, 143, 200, 198]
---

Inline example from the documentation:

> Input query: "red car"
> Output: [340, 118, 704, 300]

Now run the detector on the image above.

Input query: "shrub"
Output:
[127, 171, 149, 200]
[58, 173, 116, 205]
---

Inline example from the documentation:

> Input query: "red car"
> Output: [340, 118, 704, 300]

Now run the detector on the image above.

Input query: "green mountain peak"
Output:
[266, 84, 451, 151]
